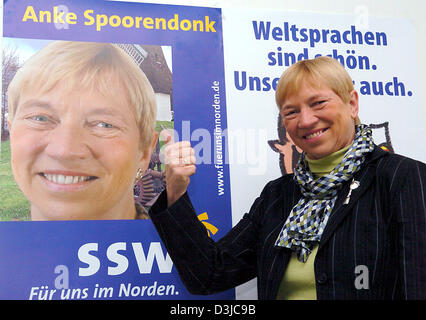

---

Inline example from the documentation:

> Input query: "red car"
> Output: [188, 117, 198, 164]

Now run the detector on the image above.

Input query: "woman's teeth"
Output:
[42, 174, 92, 184]
[305, 129, 326, 139]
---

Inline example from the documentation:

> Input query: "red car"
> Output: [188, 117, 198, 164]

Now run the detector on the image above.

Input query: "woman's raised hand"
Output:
[161, 130, 196, 207]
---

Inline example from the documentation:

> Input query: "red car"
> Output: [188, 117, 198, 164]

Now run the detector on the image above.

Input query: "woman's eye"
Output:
[96, 122, 114, 129]
[313, 100, 326, 106]
[24, 114, 56, 128]
[285, 110, 297, 117]
[31, 115, 48, 122]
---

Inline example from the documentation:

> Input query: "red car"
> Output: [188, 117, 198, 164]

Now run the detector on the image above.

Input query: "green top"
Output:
[276, 146, 349, 300]
[306, 145, 350, 179]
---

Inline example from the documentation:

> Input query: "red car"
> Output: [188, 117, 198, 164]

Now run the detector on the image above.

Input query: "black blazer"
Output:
[149, 146, 426, 299]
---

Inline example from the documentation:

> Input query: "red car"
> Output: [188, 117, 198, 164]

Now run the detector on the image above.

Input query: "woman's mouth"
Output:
[303, 128, 328, 140]
[39, 173, 97, 185]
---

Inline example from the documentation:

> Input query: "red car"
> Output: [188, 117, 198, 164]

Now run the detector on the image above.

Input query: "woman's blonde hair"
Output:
[275, 56, 360, 124]
[7, 41, 157, 149]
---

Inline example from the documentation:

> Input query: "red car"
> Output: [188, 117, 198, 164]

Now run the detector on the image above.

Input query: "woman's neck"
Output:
[306, 145, 350, 178]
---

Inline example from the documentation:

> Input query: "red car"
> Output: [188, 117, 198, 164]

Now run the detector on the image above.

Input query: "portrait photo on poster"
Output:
[1, 37, 174, 221]
[0, 0, 237, 301]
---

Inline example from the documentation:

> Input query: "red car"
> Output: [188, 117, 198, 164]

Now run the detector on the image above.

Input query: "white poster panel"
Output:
[222, 7, 425, 299]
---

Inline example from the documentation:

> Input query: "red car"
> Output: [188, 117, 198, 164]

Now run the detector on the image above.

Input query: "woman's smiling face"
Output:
[281, 80, 359, 160]
[9, 81, 151, 220]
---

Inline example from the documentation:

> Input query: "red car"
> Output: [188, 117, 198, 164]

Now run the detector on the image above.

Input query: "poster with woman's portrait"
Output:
[1, 0, 424, 301]
[0, 0, 233, 300]
[3, 38, 172, 221]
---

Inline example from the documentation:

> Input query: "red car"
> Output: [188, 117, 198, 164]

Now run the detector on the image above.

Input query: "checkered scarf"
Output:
[275, 124, 374, 262]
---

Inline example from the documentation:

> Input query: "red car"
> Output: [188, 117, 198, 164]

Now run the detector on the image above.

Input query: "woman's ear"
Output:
[138, 131, 159, 170]
[348, 89, 359, 119]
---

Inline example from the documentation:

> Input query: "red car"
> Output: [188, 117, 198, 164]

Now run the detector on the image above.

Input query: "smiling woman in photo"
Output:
[7, 41, 158, 220]
[150, 56, 426, 300]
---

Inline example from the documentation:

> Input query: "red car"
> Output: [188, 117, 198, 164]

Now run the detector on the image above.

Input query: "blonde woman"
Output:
[7, 41, 158, 220]
[150, 57, 426, 299]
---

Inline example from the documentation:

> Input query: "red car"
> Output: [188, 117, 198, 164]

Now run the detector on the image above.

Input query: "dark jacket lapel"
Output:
[318, 146, 388, 250]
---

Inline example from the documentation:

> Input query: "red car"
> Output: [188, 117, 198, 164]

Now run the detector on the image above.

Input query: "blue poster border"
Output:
[1, 0, 233, 300]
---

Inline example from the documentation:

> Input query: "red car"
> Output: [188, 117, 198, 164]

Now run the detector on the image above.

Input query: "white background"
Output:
[221, 7, 425, 299]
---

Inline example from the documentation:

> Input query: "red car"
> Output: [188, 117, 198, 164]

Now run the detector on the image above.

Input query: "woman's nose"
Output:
[44, 123, 89, 160]
[297, 107, 318, 128]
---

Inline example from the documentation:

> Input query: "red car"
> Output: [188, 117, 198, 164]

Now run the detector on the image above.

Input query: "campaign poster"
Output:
[221, 7, 425, 299]
[1, 0, 233, 300]
[1, 1, 425, 301]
